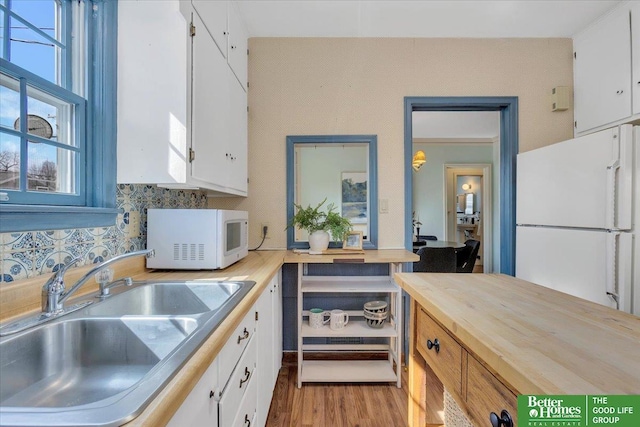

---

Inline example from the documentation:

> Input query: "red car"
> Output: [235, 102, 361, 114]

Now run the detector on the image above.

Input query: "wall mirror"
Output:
[286, 135, 378, 249]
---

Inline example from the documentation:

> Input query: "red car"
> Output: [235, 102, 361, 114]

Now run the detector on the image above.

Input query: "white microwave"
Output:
[146, 209, 248, 270]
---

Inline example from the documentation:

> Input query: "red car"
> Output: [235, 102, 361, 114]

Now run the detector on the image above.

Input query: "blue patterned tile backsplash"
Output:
[0, 184, 208, 284]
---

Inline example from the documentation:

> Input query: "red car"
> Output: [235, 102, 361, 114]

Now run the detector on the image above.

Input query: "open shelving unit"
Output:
[289, 253, 414, 389]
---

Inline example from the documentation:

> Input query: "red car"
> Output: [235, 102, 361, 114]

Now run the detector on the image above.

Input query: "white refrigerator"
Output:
[516, 124, 639, 316]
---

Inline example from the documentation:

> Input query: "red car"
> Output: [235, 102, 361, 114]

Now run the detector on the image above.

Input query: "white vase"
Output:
[309, 230, 330, 252]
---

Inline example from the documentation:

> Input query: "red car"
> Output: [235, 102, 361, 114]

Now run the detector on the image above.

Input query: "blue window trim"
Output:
[286, 134, 379, 250]
[403, 96, 518, 275]
[0, 0, 118, 232]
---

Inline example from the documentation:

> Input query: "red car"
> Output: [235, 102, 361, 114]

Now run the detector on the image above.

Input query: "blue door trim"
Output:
[404, 96, 518, 275]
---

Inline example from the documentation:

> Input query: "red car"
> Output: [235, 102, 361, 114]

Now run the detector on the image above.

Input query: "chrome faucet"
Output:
[1, 249, 155, 336]
[41, 249, 155, 315]
[98, 276, 133, 298]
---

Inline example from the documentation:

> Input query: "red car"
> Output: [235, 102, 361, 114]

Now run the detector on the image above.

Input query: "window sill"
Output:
[0, 205, 119, 233]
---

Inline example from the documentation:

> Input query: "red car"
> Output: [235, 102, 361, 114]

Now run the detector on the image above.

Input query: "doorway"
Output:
[404, 97, 518, 275]
[445, 164, 492, 271]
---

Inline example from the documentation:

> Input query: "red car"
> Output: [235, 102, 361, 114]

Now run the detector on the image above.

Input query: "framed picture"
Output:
[343, 231, 363, 250]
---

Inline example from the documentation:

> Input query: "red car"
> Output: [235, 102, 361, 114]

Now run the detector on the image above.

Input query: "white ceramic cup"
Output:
[329, 309, 349, 330]
[309, 308, 330, 329]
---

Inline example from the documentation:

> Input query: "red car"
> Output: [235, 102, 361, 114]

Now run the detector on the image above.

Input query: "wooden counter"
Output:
[394, 273, 640, 426]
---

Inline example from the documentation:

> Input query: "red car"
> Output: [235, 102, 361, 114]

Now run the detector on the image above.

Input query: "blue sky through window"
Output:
[1, 1, 69, 193]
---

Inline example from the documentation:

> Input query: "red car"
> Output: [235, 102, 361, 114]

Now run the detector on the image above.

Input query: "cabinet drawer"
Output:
[416, 307, 462, 396]
[219, 306, 256, 387]
[219, 335, 257, 426]
[466, 355, 518, 427]
[230, 372, 257, 427]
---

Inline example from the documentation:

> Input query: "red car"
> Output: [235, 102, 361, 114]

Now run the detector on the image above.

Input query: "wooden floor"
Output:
[265, 356, 409, 427]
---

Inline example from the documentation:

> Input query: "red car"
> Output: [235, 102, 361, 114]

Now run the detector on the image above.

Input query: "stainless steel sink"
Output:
[86, 281, 241, 316]
[0, 279, 255, 427]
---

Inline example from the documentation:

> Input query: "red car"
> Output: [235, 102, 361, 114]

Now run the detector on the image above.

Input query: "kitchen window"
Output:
[0, 0, 118, 232]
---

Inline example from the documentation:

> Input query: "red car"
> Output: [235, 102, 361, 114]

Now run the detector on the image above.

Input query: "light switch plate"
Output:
[379, 199, 389, 213]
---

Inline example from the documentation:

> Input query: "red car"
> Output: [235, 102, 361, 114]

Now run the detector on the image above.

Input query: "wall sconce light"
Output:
[412, 150, 426, 171]
[462, 183, 472, 191]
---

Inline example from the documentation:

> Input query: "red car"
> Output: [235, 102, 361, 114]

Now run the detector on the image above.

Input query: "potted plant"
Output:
[289, 199, 352, 252]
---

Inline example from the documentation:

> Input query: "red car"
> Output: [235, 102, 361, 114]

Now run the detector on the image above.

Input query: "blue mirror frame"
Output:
[286, 135, 378, 249]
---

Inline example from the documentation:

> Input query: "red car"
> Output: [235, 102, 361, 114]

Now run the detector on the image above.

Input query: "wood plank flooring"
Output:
[265, 356, 409, 427]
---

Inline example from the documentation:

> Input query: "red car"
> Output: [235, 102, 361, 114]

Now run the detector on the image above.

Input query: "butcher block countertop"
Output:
[394, 273, 640, 395]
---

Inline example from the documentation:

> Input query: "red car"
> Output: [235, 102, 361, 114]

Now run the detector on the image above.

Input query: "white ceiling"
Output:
[236, 0, 622, 38]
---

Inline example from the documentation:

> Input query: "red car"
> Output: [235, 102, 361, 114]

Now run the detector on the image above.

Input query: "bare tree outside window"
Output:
[0, 150, 20, 190]
[28, 160, 57, 191]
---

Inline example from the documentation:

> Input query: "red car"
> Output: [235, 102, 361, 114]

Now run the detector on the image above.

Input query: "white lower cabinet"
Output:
[168, 272, 282, 427]
[219, 335, 257, 426]
[255, 272, 283, 426]
[167, 355, 219, 426]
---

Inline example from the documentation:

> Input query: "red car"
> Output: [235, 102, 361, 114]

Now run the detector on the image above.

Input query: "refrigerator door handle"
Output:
[605, 232, 620, 309]
[605, 159, 620, 230]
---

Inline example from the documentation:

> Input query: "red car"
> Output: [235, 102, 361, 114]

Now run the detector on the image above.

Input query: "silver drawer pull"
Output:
[237, 327, 249, 344]
[239, 366, 250, 388]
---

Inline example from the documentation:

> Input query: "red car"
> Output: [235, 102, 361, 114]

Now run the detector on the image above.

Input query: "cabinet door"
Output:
[117, 0, 188, 185]
[192, 0, 228, 57]
[191, 11, 230, 187]
[226, 69, 248, 194]
[255, 280, 276, 426]
[632, 3, 640, 115]
[272, 272, 283, 377]
[167, 358, 218, 427]
[227, 2, 248, 91]
[574, 6, 632, 133]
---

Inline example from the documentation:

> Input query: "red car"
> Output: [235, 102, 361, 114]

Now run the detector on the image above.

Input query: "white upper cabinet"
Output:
[227, 2, 249, 91]
[191, 10, 231, 188]
[117, 1, 248, 196]
[632, 2, 640, 115]
[117, 1, 188, 185]
[193, 0, 248, 91]
[227, 69, 249, 193]
[192, 0, 228, 57]
[573, 5, 632, 135]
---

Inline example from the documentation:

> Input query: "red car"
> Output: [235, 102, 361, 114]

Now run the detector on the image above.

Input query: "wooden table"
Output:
[412, 240, 465, 253]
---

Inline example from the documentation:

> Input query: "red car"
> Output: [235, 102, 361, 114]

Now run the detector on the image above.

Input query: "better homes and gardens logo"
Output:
[519, 395, 640, 426]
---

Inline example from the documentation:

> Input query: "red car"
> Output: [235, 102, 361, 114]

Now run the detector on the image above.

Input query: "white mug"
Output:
[309, 308, 330, 329]
[329, 309, 349, 330]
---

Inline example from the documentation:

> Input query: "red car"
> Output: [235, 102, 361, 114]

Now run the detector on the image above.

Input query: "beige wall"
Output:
[209, 37, 575, 250]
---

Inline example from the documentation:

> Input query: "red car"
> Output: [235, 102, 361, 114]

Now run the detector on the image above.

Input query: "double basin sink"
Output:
[0, 279, 256, 427]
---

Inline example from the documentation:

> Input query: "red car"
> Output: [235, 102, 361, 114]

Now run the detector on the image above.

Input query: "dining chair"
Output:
[418, 235, 438, 241]
[456, 239, 481, 273]
[413, 246, 457, 272]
